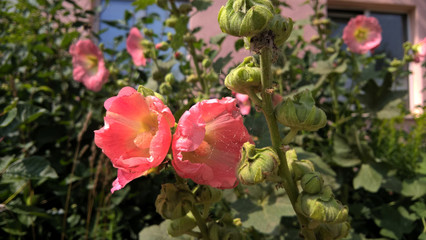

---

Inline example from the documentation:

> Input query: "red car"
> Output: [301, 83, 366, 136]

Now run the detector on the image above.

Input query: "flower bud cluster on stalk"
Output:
[218, 0, 350, 239]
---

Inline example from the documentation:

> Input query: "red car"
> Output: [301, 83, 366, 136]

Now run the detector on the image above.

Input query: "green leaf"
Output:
[213, 52, 232, 74]
[210, 33, 227, 46]
[410, 201, 426, 218]
[353, 164, 383, 192]
[4, 156, 58, 180]
[170, 17, 188, 51]
[231, 188, 295, 234]
[332, 135, 361, 167]
[132, 0, 155, 10]
[401, 177, 426, 200]
[373, 206, 417, 240]
[138, 220, 190, 240]
[191, 0, 212, 11]
[235, 39, 245, 51]
[0, 107, 17, 127]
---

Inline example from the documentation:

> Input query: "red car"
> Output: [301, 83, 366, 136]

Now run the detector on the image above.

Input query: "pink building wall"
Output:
[190, 0, 426, 113]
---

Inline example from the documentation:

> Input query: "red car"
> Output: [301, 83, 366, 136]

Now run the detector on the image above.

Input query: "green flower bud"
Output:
[301, 172, 323, 194]
[285, 148, 298, 173]
[237, 142, 280, 185]
[167, 32, 173, 41]
[179, 3, 193, 14]
[292, 160, 315, 181]
[186, 74, 198, 83]
[225, 56, 262, 94]
[268, 14, 293, 46]
[137, 85, 165, 103]
[155, 183, 195, 220]
[165, 73, 175, 84]
[218, 0, 274, 37]
[194, 185, 223, 204]
[141, 39, 154, 48]
[167, 213, 197, 237]
[143, 28, 154, 37]
[295, 186, 349, 224]
[205, 72, 219, 83]
[317, 222, 351, 240]
[275, 90, 327, 131]
[183, 33, 196, 43]
[155, 41, 170, 51]
[202, 58, 212, 68]
[159, 82, 172, 95]
[165, 15, 178, 28]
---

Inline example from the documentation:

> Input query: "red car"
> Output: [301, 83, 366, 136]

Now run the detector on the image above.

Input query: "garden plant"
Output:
[0, 0, 425, 239]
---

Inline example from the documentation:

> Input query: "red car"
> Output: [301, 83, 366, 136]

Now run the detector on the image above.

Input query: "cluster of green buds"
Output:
[287, 149, 350, 239]
[275, 90, 327, 132]
[155, 183, 195, 220]
[237, 142, 281, 185]
[225, 56, 262, 94]
[218, 0, 293, 49]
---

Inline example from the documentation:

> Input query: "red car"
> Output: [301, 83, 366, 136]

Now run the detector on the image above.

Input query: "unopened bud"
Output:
[292, 160, 315, 181]
[186, 74, 198, 83]
[275, 90, 327, 131]
[165, 15, 178, 28]
[183, 33, 196, 43]
[155, 41, 169, 51]
[155, 183, 195, 220]
[165, 73, 175, 84]
[168, 213, 197, 237]
[141, 39, 154, 48]
[301, 172, 323, 194]
[218, 0, 274, 37]
[225, 56, 261, 94]
[237, 142, 280, 185]
[143, 28, 154, 37]
[174, 51, 183, 60]
[317, 222, 351, 240]
[268, 15, 293, 46]
[159, 82, 172, 95]
[205, 72, 219, 83]
[202, 58, 212, 68]
[194, 185, 222, 204]
[156, 0, 168, 9]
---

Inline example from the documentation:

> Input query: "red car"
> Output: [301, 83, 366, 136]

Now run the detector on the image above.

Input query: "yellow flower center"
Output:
[133, 113, 158, 150]
[84, 55, 99, 74]
[182, 140, 213, 163]
[354, 27, 369, 42]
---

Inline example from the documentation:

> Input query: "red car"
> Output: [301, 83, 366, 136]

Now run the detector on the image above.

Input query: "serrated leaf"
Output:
[4, 156, 58, 179]
[410, 201, 426, 218]
[353, 164, 382, 192]
[401, 177, 426, 200]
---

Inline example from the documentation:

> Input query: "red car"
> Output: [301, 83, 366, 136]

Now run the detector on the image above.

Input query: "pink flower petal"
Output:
[342, 15, 382, 54]
[172, 97, 253, 189]
[126, 27, 147, 66]
[95, 87, 175, 192]
[69, 39, 109, 91]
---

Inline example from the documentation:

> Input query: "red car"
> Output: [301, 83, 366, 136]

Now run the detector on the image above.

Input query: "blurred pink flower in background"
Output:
[69, 39, 109, 91]
[234, 93, 251, 115]
[413, 37, 426, 63]
[95, 87, 175, 193]
[126, 27, 147, 66]
[342, 15, 382, 54]
[172, 98, 253, 189]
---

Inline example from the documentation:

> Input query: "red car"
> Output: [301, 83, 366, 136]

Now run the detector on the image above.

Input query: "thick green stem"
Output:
[259, 47, 316, 240]
[190, 205, 210, 240]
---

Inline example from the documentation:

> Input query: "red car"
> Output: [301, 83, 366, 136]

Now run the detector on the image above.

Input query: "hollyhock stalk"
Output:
[257, 46, 316, 239]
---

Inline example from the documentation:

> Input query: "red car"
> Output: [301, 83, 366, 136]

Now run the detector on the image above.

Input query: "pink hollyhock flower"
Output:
[413, 37, 426, 63]
[95, 87, 175, 193]
[69, 39, 109, 92]
[172, 98, 253, 189]
[342, 15, 382, 54]
[126, 27, 147, 66]
[235, 93, 251, 115]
